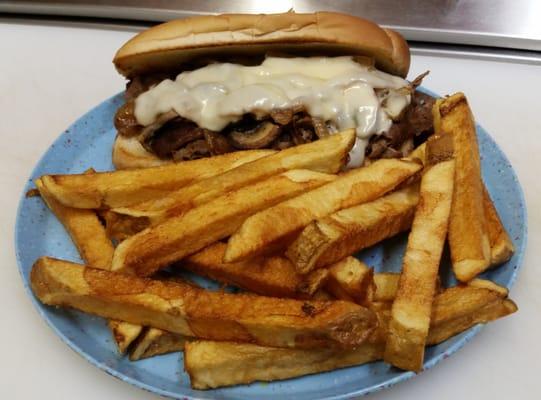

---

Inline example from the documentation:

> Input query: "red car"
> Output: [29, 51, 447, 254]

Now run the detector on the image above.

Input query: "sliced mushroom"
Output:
[229, 121, 282, 149]
[114, 100, 142, 137]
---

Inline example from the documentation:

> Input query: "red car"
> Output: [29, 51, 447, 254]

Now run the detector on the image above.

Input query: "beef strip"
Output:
[147, 118, 205, 159]
[365, 90, 436, 160]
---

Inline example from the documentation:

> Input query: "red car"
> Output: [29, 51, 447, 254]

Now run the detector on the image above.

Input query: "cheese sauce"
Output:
[134, 57, 411, 167]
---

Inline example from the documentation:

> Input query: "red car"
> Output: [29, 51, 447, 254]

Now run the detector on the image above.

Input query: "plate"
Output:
[15, 92, 527, 399]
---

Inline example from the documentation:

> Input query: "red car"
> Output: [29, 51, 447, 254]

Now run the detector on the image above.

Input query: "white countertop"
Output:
[1, 21, 539, 400]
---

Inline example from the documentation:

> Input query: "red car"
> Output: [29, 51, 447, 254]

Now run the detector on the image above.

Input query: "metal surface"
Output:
[2, 0, 541, 51]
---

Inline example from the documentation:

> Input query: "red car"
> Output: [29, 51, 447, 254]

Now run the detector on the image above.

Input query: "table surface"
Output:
[1, 20, 539, 400]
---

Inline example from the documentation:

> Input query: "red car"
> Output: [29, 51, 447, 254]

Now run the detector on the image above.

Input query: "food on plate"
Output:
[35, 177, 114, 270]
[184, 284, 516, 389]
[111, 12, 437, 170]
[112, 169, 336, 276]
[130, 328, 187, 361]
[25, 10, 521, 394]
[483, 186, 515, 266]
[111, 129, 355, 224]
[225, 158, 422, 263]
[427, 284, 517, 345]
[384, 159, 455, 371]
[286, 184, 419, 274]
[434, 93, 491, 281]
[36, 177, 142, 353]
[31, 257, 378, 349]
[39, 149, 272, 209]
[181, 242, 327, 298]
[324, 257, 373, 304]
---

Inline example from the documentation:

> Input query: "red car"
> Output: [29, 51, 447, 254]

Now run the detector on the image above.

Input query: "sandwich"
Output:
[112, 11, 435, 169]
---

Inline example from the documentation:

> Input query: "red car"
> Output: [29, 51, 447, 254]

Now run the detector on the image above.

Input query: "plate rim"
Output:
[14, 91, 528, 400]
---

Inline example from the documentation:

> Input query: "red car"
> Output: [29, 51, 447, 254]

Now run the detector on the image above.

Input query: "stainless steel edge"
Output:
[1, 0, 541, 51]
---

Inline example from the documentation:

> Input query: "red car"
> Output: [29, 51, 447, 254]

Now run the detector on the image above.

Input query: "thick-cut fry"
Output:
[181, 242, 324, 298]
[35, 178, 114, 270]
[112, 170, 336, 276]
[40, 150, 274, 209]
[225, 158, 422, 263]
[130, 328, 187, 361]
[108, 320, 143, 353]
[371, 273, 400, 302]
[287, 185, 419, 274]
[384, 159, 455, 372]
[36, 178, 140, 353]
[410, 136, 514, 269]
[466, 278, 508, 297]
[185, 340, 384, 390]
[325, 257, 373, 304]
[427, 285, 517, 345]
[112, 130, 355, 223]
[31, 257, 378, 349]
[184, 284, 517, 389]
[435, 93, 491, 281]
[483, 186, 515, 266]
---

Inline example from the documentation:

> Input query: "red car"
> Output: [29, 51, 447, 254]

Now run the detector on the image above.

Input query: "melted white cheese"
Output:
[134, 56, 411, 167]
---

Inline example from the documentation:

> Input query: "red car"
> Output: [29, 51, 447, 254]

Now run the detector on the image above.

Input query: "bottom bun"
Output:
[113, 135, 170, 169]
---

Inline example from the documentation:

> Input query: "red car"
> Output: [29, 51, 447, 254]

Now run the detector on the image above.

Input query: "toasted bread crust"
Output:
[114, 12, 410, 78]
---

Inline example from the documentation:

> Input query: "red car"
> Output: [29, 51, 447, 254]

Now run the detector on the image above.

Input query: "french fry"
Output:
[371, 273, 400, 303]
[286, 184, 419, 274]
[483, 186, 515, 266]
[112, 130, 355, 223]
[184, 284, 516, 389]
[35, 178, 114, 270]
[181, 242, 325, 298]
[324, 257, 373, 304]
[130, 328, 187, 361]
[427, 285, 517, 345]
[384, 159, 455, 371]
[185, 340, 384, 390]
[108, 320, 143, 354]
[434, 93, 491, 281]
[112, 170, 336, 277]
[36, 178, 141, 353]
[466, 278, 508, 297]
[225, 158, 422, 263]
[40, 150, 274, 209]
[411, 138, 514, 269]
[31, 257, 378, 349]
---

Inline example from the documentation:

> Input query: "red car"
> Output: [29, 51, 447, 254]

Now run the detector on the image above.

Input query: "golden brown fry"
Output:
[466, 278, 509, 297]
[324, 257, 373, 304]
[483, 186, 515, 266]
[112, 170, 336, 277]
[108, 320, 143, 354]
[287, 185, 419, 274]
[225, 158, 422, 263]
[35, 178, 114, 270]
[435, 93, 491, 281]
[181, 242, 321, 298]
[31, 257, 377, 349]
[36, 178, 143, 354]
[130, 328, 187, 361]
[112, 130, 355, 223]
[427, 285, 517, 345]
[185, 340, 384, 390]
[40, 150, 273, 209]
[184, 284, 517, 389]
[384, 160, 455, 372]
[371, 273, 400, 302]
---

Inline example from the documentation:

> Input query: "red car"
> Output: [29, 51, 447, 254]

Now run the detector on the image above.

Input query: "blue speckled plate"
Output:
[15, 92, 527, 399]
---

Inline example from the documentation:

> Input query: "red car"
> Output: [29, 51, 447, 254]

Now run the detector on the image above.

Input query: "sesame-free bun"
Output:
[114, 11, 410, 78]
[112, 135, 169, 169]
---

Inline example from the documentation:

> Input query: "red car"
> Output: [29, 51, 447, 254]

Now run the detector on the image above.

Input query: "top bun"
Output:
[114, 11, 410, 78]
